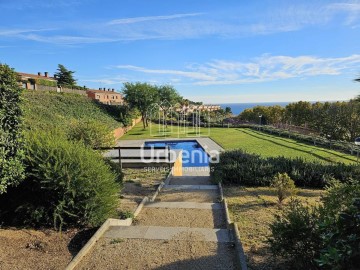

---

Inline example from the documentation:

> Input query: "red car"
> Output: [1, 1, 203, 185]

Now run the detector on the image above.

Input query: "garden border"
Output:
[65, 167, 174, 270]
[219, 182, 248, 270]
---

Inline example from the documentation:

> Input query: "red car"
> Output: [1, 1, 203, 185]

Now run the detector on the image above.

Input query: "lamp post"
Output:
[258, 115, 262, 130]
[355, 137, 360, 163]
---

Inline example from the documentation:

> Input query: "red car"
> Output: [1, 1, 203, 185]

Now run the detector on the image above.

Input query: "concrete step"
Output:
[168, 176, 212, 185]
[163, 184, 218, 190]
[135, 208, 227, 229]
[156, 189, 220, 203]
[145, 201, 223, 210]
[104, 225, 232, 243]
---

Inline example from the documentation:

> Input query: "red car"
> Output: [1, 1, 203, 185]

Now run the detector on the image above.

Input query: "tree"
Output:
[158, 85, 181, 128]
[122, 82, 159, 129]
[0, 64, 25, 194]
[224, 106, 232, 116]
[54, 64, 77, 87]
[271, 173, 297, 205]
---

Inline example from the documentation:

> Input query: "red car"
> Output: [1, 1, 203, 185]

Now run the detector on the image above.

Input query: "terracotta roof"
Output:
[17, 72, 56, 80]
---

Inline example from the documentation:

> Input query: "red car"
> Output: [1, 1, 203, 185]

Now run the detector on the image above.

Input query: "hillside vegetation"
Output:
[22, 91, 122, 132]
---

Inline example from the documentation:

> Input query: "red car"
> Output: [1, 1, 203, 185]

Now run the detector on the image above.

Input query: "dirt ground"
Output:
[135, 208, 226, 229]
[223, 186, 323, 270]
[0, 227, 95, 270]
[156, 189, 220, 203]
[76, 238, 237, 270]
[119, 168, 168, 213]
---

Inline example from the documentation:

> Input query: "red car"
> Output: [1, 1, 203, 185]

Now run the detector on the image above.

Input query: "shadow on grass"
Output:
[297, 189, 323, 198]
[248, 129, 356, 163]
[236, 129, 343, 163]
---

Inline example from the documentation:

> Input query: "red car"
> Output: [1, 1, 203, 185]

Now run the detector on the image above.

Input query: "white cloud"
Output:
[0, 28, 56, 36]
[113, 54, 360, 86]
[327, 2, 360, 24]
[1, 2, 360, 45]
[114, 65, 215, 81]
[108, 13, 203, 25]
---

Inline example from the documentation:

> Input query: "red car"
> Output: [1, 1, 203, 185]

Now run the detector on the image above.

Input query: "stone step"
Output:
[163, 184, 218, 190]
[168, 176, 212, 185]
[136, 208, 227, 229]
[145, 201, 223, 210]
[104, 225, 232, 243]
[156, 189, 220, 203]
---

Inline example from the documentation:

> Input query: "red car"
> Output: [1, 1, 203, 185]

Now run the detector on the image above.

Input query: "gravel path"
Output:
[135, 208, 227, 229]
[156, 190, 220, 203]
[76, 238, 236, 270]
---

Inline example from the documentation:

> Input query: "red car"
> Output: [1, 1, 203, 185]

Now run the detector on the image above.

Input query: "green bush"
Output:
[0, 131, 120, 230]
[269, 181, 360, 269]
[269, 199, 322, 269]
[317, 198, 360, 269]
[0, 64, 25, 194]
[210, 150, 360, 188]
[34, 78, 57, 87]
[271, 173, 297, 204]
[68, 119, 115, 149]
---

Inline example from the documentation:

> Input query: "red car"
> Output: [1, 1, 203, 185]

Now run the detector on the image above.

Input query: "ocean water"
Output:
[220, 102, 290, 115]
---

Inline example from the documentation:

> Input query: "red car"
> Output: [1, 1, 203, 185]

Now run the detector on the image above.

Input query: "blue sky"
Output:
[1, 0, 360, 103]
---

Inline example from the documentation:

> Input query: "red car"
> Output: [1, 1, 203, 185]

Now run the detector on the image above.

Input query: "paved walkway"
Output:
[104, 138, 224, 165]
[76, 167, 237, 269]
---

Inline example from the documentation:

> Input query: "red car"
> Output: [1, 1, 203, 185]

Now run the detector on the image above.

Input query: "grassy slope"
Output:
[22, 91, 121, 131]
[121, 123, 357, 164]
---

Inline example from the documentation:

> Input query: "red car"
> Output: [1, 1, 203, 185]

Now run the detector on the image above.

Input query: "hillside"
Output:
[22, 91, 122, 132]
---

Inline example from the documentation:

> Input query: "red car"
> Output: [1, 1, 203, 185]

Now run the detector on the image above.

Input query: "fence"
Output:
[101, 145, 172, 169]
[32, 85, 87, 96]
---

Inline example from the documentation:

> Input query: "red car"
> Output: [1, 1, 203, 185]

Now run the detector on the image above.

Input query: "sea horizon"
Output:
[219, 100, 348, 115]
[219, 102, 290, 115]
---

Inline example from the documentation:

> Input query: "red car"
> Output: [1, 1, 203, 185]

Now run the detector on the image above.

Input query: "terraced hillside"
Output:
[22, 90, 122, 131]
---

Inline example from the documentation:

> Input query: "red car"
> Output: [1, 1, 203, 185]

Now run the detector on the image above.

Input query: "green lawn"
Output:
[121, 123, 357, 164]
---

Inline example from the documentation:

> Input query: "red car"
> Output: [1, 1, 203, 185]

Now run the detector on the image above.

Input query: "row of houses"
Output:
[178, 104, 222, 113]
[18, 71, 124, 106]
[17, 71, 221, 112]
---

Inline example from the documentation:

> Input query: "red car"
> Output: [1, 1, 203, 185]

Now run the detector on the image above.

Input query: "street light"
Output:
[355, 137, 360, 162]
[258, 115, 262, 130]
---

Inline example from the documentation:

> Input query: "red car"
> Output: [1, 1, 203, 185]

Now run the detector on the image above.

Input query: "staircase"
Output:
[76, 168, 237, 270]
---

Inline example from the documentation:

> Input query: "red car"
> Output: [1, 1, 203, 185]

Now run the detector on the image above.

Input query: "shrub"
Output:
[271, 173, 297, 204]
[210, 150, 360, 188]
[317, 198, 360, 269]
[0, 64, 25, 194]
[68, 119, 115, 148]
[269, 181, 360, 269]
[269, 199, 322, 269]
[0, 131, 120, 230]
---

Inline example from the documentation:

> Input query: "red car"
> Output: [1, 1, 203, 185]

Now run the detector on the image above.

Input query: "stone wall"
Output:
[113, 117, 142, 140]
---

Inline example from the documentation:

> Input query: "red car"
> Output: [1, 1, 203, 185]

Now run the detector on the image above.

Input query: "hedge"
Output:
[210, 150, 360, 188]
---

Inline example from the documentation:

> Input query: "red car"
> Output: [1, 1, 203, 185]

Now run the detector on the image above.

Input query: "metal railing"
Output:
[99, 145, 171, 169]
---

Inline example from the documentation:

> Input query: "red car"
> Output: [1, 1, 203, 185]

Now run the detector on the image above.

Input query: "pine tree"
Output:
[54, 64, 77, 87]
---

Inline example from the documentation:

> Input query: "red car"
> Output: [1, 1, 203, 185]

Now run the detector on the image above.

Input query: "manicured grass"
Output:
[121, 123, 357, 164]
[223, 186, 323, 270]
